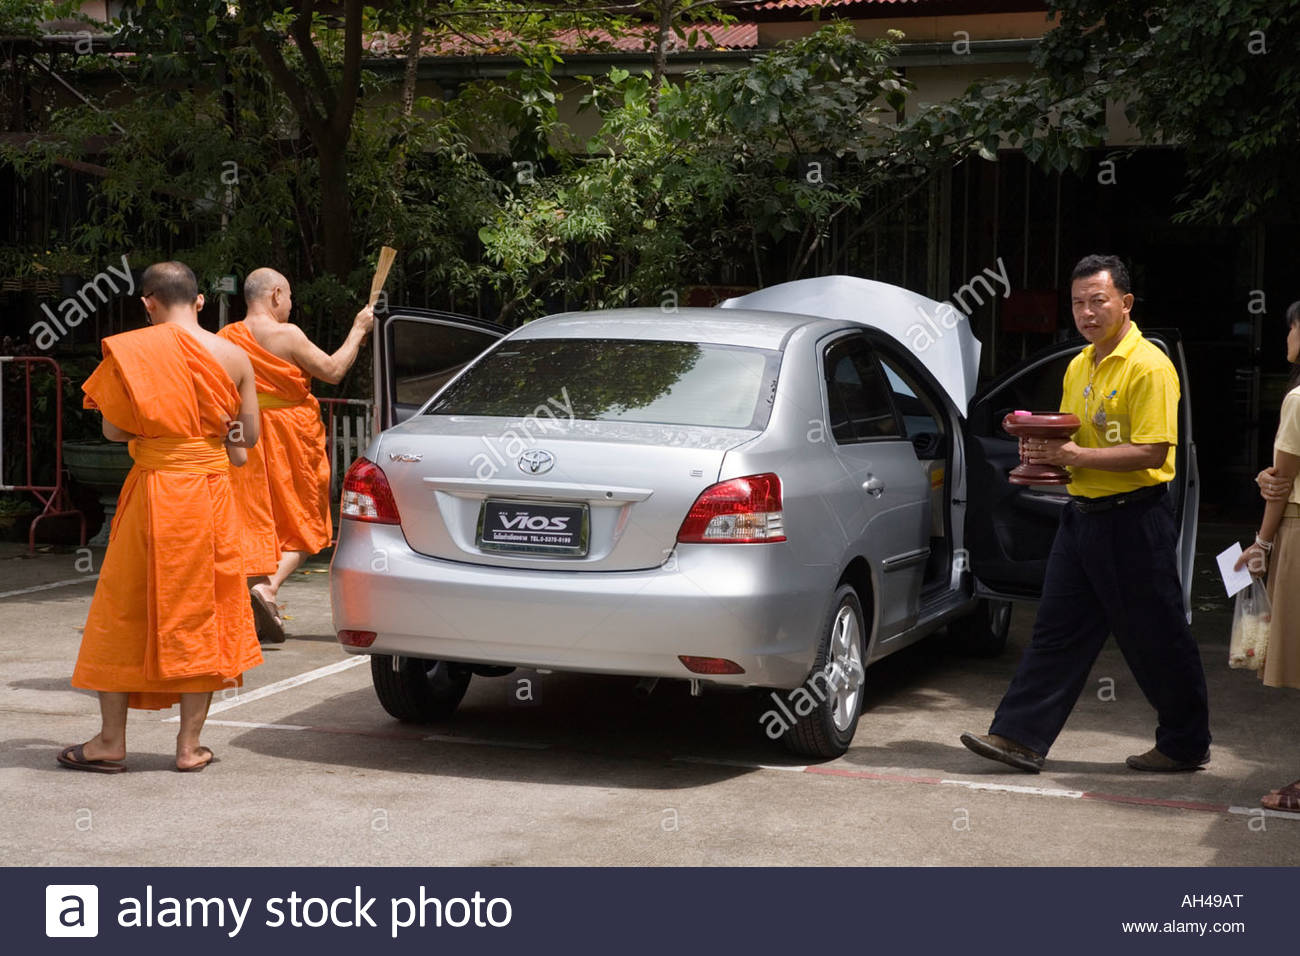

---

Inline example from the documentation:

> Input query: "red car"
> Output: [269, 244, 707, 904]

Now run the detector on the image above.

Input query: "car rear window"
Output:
[425, 338, 781, 430]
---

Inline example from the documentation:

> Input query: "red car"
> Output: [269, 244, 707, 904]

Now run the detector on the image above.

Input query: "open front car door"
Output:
[965, 329, 1199, 621]
[374, 308, 508, 431]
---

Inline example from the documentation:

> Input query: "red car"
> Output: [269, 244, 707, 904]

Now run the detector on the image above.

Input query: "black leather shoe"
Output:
[1125, 747, 1210, 772]
[960, 732, 1044, 773]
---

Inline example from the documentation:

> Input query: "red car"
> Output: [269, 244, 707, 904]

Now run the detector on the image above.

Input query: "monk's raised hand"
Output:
[354, 305, 375, 335]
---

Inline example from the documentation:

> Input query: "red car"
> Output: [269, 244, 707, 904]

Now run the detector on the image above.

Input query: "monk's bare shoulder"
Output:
[247, 316, 308, 363]
[196, 329, 254, 385]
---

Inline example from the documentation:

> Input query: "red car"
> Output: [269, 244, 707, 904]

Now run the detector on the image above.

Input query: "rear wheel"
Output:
[948, 599, 1012, 657]
[781, 584, 867, 759]
[370, 655, 471, 722]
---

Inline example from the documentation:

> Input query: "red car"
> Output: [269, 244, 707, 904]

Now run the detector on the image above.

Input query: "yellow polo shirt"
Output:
[1276, 386, 1300, 505]
[1059, 322, 1179, 498]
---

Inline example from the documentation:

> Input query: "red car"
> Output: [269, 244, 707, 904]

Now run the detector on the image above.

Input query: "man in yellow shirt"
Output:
[961, 255, 1211, 773]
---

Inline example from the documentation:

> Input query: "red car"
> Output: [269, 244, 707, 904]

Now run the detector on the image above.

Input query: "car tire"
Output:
[780, 584, 867, 759]
[370, 655, 471, 722]
[948, 599, 1012, 658]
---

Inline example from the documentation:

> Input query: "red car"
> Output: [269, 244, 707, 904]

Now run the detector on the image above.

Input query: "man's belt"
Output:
[257, 392, 305, 410]
[1071, 483, 1167, 514]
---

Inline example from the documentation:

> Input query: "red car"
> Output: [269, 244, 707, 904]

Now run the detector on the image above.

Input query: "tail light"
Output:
[676, 473, 786, 543]
[341, 457, 401, 524]
[338, 629, 377, 647]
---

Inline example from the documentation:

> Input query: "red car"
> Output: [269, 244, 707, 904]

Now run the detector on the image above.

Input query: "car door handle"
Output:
[862, 475, 885, 497]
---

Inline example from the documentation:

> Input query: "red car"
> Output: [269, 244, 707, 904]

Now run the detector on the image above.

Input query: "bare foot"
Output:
[79, 734, 126, 763]
[176, 745, 215, 772]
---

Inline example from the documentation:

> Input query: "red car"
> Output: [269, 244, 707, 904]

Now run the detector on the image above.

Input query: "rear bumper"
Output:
[329, 522, 831, 688]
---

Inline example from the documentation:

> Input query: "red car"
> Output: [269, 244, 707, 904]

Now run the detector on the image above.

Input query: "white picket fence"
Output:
[319, 398, 374, 499]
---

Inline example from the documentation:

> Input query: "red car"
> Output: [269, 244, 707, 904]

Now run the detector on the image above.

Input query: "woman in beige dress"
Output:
[1238, 301, 1300, 811]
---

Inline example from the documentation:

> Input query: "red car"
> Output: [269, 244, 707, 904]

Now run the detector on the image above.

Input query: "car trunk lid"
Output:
[376, 417, 758, 571]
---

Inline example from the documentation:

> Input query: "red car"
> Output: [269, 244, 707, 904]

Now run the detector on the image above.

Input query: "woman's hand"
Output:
[1256, 466, 1293, 501]
[1235, 542, 1269, 574]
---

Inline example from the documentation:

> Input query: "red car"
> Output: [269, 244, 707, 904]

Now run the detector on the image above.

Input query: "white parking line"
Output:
[675, 756, 809, 772]
[1227, 805, 1300, 821]
[195, 717, 549, 751]
[0, 575, 99, 599]
[940, 778, 1085, 799]
[162, 656, 367, 722]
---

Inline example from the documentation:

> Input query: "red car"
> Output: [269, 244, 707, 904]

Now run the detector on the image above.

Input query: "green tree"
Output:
[479, 24, 926, 318]
[904, 1, 1300, 226]
[1035, 0, 1300, 224]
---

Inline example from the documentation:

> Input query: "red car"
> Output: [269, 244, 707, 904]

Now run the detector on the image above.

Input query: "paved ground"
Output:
[2, 523, 1298, 867]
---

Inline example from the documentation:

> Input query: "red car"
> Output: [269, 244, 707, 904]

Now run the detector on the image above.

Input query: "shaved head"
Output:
[141, 261, 198, 307]
[244, 267, 289, 305]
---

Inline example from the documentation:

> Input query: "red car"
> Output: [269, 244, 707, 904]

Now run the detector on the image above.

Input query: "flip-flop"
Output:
[57, 744, 127, 774]
[250, 587, 285, 644]
[1260, 790, 1300, 813]
[176, 746, 215, 773]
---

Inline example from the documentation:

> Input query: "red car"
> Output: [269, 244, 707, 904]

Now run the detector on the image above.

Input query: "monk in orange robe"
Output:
[217, 268, 373, 640]
[60, 261, 263, 774]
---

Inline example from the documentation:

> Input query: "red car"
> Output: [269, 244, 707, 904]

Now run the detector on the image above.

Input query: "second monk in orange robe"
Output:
[217, 268, 373, 640]
[61, 261, 262, 774]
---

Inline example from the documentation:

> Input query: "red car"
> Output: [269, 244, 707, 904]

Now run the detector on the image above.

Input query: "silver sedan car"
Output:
[331, 276, 1197, 757]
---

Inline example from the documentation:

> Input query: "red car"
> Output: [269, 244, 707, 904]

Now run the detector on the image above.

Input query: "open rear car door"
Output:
[374, 308, 508, 430]
[964, 329, 1199, 620]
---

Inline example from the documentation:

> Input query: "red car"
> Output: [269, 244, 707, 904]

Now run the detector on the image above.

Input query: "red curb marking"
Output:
[1079, 791, 1229, 813]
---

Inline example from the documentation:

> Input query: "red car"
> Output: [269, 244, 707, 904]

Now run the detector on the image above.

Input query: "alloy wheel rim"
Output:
[828, 603, 864, 732]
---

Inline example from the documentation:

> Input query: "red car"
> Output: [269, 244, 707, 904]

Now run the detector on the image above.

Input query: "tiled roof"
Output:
[753, 1, 920, 8]
[751, 0, 1044, 12]
[553, 23, 758, 52]
[364, 23, 756, 57]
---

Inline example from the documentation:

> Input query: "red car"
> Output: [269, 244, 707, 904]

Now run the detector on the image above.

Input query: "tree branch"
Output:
[289, 0, 338, 117]
[250, 29, 326, 141]
[329, 0, 364, 141]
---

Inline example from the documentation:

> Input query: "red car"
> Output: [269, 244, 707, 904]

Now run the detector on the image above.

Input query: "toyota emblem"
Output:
[518, 449, 555, 475]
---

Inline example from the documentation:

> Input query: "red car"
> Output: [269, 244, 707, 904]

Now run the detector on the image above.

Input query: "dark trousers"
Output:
[989, 491, 1211, 761]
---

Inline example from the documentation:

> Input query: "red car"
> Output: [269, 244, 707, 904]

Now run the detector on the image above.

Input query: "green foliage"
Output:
[478, 24, 928, 318]
[1036, 0, 1300, 224]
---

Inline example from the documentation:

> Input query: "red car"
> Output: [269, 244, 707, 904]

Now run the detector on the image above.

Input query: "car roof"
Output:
[514, 307, 824, 351]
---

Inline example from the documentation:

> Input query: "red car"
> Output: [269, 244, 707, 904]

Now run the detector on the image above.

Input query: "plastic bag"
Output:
[1229, 578, 1272, 670]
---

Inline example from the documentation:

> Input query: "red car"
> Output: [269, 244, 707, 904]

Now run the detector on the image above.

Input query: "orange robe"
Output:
[217, 321, 332, 559]
[72, 324, 263, 710]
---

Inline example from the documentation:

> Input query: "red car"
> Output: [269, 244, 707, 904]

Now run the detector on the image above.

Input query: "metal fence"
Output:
[0, 356, 86, 551]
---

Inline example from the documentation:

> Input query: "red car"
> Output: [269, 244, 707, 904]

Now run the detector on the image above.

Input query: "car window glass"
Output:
[392, 320, 500, 407]
[823, 336, 900, 443]
[974, 352, 1075, 437]
[879, 356, 944, 443]
[427, 338, 781, 430]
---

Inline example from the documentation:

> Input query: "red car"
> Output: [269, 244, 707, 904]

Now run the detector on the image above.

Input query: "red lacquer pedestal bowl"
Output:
[1001, 411, 1081, 486]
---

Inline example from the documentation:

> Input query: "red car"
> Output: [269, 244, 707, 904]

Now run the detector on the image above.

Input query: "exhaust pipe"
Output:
[635, 677, 659, 698]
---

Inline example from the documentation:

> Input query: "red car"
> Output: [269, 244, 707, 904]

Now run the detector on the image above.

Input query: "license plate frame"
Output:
[476, 499, 590, 557]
